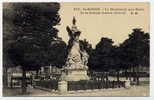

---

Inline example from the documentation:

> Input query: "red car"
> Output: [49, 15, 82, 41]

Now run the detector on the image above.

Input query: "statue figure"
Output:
[66, 17, 81, 48]
[72, 16, 76, 25]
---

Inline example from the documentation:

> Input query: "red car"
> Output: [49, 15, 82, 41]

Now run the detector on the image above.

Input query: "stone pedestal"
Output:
[58, 80, 68, 93]
[64, 68, 89, 81]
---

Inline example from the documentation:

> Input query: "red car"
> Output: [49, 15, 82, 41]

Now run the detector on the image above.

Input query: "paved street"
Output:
[3, 85, 149, 97]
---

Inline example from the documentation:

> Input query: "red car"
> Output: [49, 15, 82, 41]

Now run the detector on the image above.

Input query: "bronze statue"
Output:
[66, 17, 81, 42]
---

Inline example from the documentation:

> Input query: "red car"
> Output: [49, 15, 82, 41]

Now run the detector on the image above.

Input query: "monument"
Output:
[62, 17, 89, 81]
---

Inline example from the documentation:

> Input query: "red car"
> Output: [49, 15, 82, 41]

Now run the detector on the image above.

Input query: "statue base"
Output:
[62, 67, 89, 81]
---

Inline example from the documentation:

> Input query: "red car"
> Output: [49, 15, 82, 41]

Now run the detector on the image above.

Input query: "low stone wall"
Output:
[67, 80, 125, 91]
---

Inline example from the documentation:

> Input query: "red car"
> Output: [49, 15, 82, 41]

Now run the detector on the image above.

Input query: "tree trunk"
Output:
[117, 71, 120, 82]
[103, 72, 105, 81]
[106, 72, 109, 81]
[136, 66, 140, 85]
[3, 67, 8, 88]
[22, 67, 27, 94]
[36, 69, 39, 78]
[125, 69, 128, 80]
[133, 67, 136, 82]
[129, 68, 131, 81]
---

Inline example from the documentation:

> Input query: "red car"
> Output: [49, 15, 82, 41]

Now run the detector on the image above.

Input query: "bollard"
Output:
[125, 80, 131, 89]
[58, 80, 68, 93]
[27, 85, 33, 93]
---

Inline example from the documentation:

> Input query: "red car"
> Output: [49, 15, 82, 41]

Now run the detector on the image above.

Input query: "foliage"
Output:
[121, 28, 149, 68]
[89, 37, 115, 71]
[4, 3, 64, 70]
[79, 39, 93, 55]
[89, 28, 149, 74]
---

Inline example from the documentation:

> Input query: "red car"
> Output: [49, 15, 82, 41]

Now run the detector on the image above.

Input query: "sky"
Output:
[56, 2, 150, 48]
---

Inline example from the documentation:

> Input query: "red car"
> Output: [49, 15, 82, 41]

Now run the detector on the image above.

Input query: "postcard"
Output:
[2, 2, 150, 97]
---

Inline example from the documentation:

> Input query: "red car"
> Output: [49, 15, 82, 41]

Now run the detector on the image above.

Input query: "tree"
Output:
[111, 46, 123, 81]
[89, 37, 115, 80]
[79, 39, 93, 55]
[4, 3, 61, 94]
[120, 28, 149, 85]
[49, 39, 67, 68]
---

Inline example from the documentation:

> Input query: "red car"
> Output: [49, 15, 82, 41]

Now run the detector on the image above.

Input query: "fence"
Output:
[34, 79, 58, 90]
[109, 72, 149, 77]
[34, 79, 125, 92]
[68, 80, 125, 91]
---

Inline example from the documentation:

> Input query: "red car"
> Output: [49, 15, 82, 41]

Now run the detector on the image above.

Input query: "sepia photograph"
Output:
[2, 2, 150, 96]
